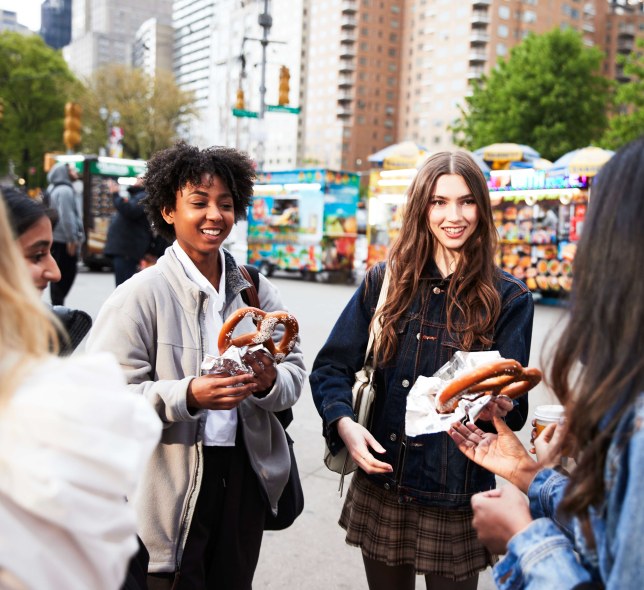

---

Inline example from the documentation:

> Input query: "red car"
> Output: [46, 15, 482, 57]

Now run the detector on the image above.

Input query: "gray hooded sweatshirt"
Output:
[47, 163, 84, 244]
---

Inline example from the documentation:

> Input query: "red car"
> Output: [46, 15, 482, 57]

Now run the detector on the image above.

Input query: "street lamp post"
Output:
[99, 106, 121, 157]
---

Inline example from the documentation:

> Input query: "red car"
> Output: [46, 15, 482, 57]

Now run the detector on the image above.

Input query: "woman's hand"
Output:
[471, 484, 533, 554]
[243, 348, 278, 395]
[476, 395, 514, 422]
[336, 417, 393, 474]
[187, 373, 257, 410]
[533, 421, 566, 468]
[448, 416, 539, 493]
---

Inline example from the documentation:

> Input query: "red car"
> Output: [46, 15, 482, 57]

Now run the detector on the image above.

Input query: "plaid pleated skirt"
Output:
[339, 471, 495, 580]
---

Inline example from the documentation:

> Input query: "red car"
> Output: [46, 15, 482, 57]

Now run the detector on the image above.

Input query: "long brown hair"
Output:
[550, 137, 644, 518]
[374, 151, 500, 365]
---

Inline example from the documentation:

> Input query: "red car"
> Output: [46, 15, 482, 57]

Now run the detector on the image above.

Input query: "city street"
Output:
[61, 266, 566, 590]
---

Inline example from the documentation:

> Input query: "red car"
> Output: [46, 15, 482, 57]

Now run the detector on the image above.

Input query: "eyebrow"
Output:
[432, 193, 475, 199]
[25, 240, 51, 251]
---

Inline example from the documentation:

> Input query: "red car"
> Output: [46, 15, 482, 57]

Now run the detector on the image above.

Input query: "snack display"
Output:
[435, 359, 542, 414]
[218, 306, 299, 362]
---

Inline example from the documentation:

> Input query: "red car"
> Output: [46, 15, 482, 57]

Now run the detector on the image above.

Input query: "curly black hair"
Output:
[142, 141, 255, 242]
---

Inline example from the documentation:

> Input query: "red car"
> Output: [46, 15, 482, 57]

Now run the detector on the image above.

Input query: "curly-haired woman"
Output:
[311, 151, 534, 590]
[87, 142, 306, 590]
[449, 136, 644, 589]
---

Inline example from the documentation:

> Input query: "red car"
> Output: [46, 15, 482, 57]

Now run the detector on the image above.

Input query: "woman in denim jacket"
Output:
[311, 151, 534, 590]
[449, 136, 644, 589]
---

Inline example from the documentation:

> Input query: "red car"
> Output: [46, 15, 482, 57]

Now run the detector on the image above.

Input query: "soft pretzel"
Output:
[435, 359, 541, 414]
[218, 306, 299, 362]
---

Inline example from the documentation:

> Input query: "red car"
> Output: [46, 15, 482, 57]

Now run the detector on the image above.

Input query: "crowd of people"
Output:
[0, 135, 641, 590]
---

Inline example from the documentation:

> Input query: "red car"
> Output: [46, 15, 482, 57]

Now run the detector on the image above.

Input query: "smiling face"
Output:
[17, 215, 62, 291]
[161, 174, 235, 275]
[428, 174, 479, 274]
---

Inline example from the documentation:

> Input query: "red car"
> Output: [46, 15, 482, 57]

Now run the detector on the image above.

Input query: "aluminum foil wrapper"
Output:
[200, 344, 274, 376]
[405, 350, 504, 436]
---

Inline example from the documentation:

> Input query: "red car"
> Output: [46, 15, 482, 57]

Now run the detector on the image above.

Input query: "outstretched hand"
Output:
[448, 416, 539, 493]
[337, 417, 393, 474]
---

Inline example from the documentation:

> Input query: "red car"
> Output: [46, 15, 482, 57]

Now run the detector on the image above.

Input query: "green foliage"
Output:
[450, 29, 612, 161]
[0, 32, 80, 187]
[80, 65, 197, 160]
[602, 38, 644, 150]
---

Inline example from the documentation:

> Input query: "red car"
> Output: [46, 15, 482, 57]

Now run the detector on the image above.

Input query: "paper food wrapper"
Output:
[201, 344, 272, 376]
[405, 350, 505, 436]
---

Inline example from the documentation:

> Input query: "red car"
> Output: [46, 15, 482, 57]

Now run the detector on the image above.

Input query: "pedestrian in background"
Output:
[104, 177, 153, 286]
[0, 192, 161, 590]
[87, 141, 306, 590]
[46, 162, 84, 305]
[311, 151, 534, 590]
[448, 136, 644, 589]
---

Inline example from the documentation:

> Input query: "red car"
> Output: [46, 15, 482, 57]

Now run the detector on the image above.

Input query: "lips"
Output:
[201, 228, 222, 236]
[442, 227, 466, 238]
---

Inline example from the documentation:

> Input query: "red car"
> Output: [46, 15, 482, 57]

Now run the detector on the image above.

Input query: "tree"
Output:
[81, 65, 197, 160]
[0, 32, 80, 187]
[450, 29, 612, 161]
[602, 38, 644, 150]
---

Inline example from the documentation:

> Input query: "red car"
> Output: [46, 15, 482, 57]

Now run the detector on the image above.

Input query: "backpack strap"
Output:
[238, 264, 293, 430]
[239, 264, 260, 307]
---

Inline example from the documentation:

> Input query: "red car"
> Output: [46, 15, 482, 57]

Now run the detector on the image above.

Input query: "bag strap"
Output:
[363, 268, 390, 364]
[239, 264, 260, 307]
[237, 264, 294, 431]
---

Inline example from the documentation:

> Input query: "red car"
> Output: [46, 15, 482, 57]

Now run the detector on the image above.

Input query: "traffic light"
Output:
[235, 88, 245, 110]
[43, 153, 58, 172]
[278, 66, 290, 106]
[63, 102, 82, 151]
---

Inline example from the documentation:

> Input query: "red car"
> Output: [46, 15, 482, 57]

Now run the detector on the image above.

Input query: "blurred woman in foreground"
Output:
[0, 193, 161, 589]
[448, 136, 644, 589]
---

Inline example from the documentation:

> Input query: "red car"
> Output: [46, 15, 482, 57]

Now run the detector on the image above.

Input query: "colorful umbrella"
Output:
[368, 142, 428, 169]
[547, 146, 615, 178]
[474, 143, 541, 164]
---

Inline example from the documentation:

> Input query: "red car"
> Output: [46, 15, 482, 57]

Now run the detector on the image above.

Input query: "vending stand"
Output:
[247, 169, 360, 282]
[52, 154, 147, 270]
[489, 168, 589, 300]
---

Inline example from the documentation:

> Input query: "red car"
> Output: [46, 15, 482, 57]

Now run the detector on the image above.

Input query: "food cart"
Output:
[51, 154, 147, 270]
[489, 168, 589, 300]
[247, 169, 359, 282]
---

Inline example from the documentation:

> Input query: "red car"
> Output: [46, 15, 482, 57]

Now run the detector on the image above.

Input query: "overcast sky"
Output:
[3, 0, 41, 32]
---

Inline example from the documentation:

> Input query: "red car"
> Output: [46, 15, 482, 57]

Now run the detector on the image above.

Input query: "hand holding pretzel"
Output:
[218, 306, 299, 362]
[435, 359, 542, 414]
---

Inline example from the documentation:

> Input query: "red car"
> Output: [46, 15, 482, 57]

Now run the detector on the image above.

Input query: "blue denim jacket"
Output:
[311, 261, 534, 508]
[493, 391, 644, 590]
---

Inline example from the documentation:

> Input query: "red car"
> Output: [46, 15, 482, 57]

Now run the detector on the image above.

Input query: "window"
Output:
[497, 43, 507, 56]
[498, 24, 509, 38]
[499, 5, 510, 19]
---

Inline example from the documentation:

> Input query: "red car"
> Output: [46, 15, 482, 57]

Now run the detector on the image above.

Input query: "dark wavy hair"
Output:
[143, 141, 255, 241]
[374, 151, 500, 365]
[550, 136, 644, 519]
[1, 186, 58, 237]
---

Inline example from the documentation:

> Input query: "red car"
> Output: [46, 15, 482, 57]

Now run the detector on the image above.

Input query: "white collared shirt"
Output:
[172, 242, 237, 446]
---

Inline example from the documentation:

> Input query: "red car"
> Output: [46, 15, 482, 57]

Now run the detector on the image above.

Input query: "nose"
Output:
[45, 255, 62, 283]
[446, 201, 463, 221]
[206, 204, 224, 220]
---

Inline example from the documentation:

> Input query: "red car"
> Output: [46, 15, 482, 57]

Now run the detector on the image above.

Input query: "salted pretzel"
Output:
[218, 306, 299, 362]
[435, 359, 542, 414]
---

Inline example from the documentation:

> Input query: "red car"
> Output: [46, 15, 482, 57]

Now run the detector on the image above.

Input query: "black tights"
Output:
[363, 555, 479, 590]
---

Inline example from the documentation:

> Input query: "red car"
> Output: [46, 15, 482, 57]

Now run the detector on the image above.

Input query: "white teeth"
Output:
[202, 229, 221, 236]
[444, 227, 464, 236]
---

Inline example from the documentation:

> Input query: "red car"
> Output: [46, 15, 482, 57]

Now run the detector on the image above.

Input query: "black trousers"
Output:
[147, 433, 267, 590]
[50, 241, 78, 306]
[112, 255, 139, 286]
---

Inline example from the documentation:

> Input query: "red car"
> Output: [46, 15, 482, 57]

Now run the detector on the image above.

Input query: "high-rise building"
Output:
[132, 17, 174, 77]
[63, 0, 172, 79]
[602, 0, 644, 82]
[173, 0, 302, 169]
[0, 9, 33, 34]
[301, 0, 403, 172]
[40, 0, 72, 49]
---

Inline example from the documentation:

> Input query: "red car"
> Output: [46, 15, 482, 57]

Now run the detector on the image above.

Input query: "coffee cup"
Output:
[534, 404, 565, 438]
